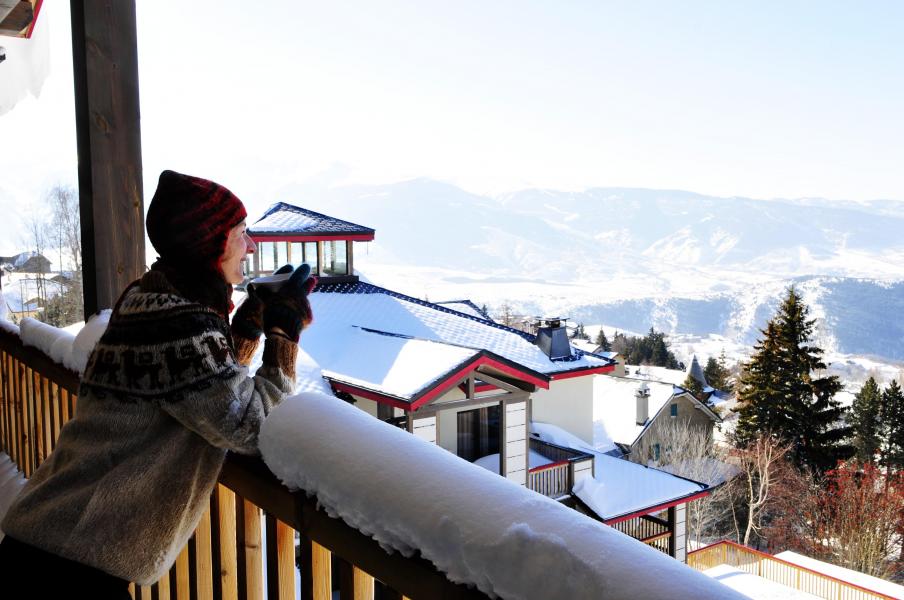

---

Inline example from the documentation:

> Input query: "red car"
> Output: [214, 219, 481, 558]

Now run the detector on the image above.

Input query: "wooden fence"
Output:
[687, 540, 897, 600]
[0, 327, 487, 599]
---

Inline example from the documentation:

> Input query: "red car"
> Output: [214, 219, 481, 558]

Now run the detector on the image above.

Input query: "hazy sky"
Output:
[1, 1, 902, 252]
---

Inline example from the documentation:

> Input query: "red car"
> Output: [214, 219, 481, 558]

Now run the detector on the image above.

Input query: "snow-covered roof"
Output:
[774, 551, 904, 599]
[250, 202, 375, 238]
[433, 299, 492, 321]
[592, 375, 720, 453]
[297, 280, 614, 403]
[532, 422, 708, 521]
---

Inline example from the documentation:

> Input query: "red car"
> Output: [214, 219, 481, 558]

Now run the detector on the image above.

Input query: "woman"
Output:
[0, 170, 315, 597]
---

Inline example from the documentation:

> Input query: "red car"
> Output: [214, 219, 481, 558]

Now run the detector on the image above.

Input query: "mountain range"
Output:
[252, 180, 904, 363]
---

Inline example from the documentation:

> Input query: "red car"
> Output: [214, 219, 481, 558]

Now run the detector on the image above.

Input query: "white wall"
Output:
[674, 504, 687, 563]
[504, 400, 527, 486]
[531, 375, 595, 445]
[354, 396, 379, 419]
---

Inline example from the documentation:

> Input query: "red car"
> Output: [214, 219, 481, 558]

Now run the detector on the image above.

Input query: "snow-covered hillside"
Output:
[257, 179, 904, 362]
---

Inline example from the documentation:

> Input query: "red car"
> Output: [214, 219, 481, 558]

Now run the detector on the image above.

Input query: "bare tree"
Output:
[42, 185, 83, 325]
[630, 417, 735, 547]
[726, 435, 794, 547]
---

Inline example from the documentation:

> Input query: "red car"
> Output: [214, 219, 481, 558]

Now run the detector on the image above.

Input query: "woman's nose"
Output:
[245, 234, 256, 254]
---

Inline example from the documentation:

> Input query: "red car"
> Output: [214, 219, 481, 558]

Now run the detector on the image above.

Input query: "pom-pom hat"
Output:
[146, 170, 248, 270]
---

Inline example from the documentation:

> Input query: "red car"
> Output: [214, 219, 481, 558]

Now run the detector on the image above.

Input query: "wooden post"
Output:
[70, 0, 145, 317]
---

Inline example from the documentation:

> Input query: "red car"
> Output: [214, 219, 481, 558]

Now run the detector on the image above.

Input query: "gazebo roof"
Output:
[249, 202, 375, 241]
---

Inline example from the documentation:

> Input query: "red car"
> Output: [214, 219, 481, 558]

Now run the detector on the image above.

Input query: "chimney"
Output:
[635, 382, 650, 425]
[535, 317, 571, 360]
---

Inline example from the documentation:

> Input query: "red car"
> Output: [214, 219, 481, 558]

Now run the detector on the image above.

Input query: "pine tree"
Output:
[595, 328, 611, 352]
[880, 380, 904, 472]
[850, 377, 882, 463]
[704, 350, 733, 392]
[681, 373, 705, 400]
[734, 287, 851, 474]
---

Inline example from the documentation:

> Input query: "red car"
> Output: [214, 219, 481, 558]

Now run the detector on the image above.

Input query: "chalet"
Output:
[245, 202, 374, 282]
[243, 202, 718, 563]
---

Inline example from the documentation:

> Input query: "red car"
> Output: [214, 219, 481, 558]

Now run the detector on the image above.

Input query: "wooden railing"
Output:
[609, 513, 671, 556]
[687, 541, 897, 600]
[528, 460, 570, 497]
[527, 437, 594, 499]
[0, 327, 487, 599]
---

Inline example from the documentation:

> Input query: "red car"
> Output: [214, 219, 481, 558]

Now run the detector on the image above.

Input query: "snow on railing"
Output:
[261, 392, 746, 600]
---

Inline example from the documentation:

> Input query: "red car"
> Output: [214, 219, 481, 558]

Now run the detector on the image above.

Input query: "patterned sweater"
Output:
[1, 270, 297, 584]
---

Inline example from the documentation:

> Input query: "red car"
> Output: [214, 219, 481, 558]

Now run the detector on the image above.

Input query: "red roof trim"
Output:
[250, 234, 375, 243]
[549, 364, 615, 380]
[603, 490, 710, 524]
[328, 353, 549, 412]
[329, 382, 411, 410]
[25, 0, 43, 38]
[458, 382, 497, 394]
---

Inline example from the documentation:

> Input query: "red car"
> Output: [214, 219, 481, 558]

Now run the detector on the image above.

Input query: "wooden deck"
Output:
[0, 327, 488, 599]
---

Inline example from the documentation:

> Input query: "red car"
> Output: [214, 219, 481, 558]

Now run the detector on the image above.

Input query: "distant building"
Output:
[0, 251, 51, 274]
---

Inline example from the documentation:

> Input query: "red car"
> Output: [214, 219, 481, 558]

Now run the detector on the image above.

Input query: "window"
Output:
[258, 241, 275, 272]
[303, 242, 318, 271]
[457, 405, 500, 463]
[653, 443, 661, 462]
[322, 240, 348, 276]
[670, 403, 678, 417]
[276, 241, 288, 268]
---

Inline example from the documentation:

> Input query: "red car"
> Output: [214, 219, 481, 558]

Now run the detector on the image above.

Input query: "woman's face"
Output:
[220, 220, 256, 284]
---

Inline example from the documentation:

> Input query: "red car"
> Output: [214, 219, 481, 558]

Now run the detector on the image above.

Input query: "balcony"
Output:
[0, 320, 743, 599]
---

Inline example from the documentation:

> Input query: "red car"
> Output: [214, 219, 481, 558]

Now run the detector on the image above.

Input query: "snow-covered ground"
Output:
[0, 452, 27, 541]
[703, 564, 822, 600]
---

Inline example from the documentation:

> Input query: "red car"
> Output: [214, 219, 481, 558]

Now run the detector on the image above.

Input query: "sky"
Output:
[0, 1, 903, 254]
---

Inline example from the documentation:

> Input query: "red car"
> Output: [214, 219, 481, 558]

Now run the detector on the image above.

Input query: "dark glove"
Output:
[260, 264, 317, 342]
[232, 264, 294, 339]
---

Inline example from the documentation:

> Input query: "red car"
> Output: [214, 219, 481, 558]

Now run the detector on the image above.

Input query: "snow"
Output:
[0, 452, 27, 541]
[703, 564, 822, 600]
[774, 551, 904, 599]
[315, 327, 479, 399]
[532, 422, 707, 521]
[259, 392, 743, 599]
[0, 9, 50, 117]
[592, 376, 678, 452]
[17, 310, 111, 374]
[473, 451, 552, 474]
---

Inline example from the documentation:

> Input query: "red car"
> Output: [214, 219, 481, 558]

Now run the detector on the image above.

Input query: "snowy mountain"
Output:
[260, 179, 904, 362]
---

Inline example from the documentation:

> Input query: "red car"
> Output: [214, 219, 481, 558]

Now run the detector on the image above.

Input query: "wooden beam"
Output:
[71, 0, 145, 317]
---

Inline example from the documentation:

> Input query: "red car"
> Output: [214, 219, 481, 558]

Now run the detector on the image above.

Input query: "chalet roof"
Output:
[285, 280, 613, 405]
[433, 299, 492, 321]
[592, 376, 721, 452]
[250, 202, 375, 239]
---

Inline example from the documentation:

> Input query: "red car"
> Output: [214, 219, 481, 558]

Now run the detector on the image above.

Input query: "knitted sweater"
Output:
[1, 270, 297, 585]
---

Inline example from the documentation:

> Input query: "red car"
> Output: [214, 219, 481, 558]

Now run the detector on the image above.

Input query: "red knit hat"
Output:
[146, 170, 247, 270]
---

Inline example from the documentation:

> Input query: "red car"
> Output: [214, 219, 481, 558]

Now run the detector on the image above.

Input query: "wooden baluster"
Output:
[265, 515, 296, 600]
[299, 537, 331, 600]
[217, 485, 239, 600]
[32, 369, 45, 464]
[173, 546, 191, 600]
[157, 570, 171, 600]
[195, 507, 215, 600]
[240, 499, 264, 600]
[42, 376, 53, 452]
[337, 558, 374, 600]
[1, 351, 9, 456]
[61, 387, 71, 424]
[50, 381, 62, 443]
[21, 362, 32, 476]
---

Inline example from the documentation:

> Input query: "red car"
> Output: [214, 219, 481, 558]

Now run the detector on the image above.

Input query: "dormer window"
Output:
[670, 403, 678, 418]
[244, 203, 374, 283]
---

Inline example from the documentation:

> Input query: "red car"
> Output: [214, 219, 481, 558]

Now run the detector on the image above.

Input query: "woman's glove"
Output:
[231, 264, 294, 339]
[259, 264, 317, 343]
